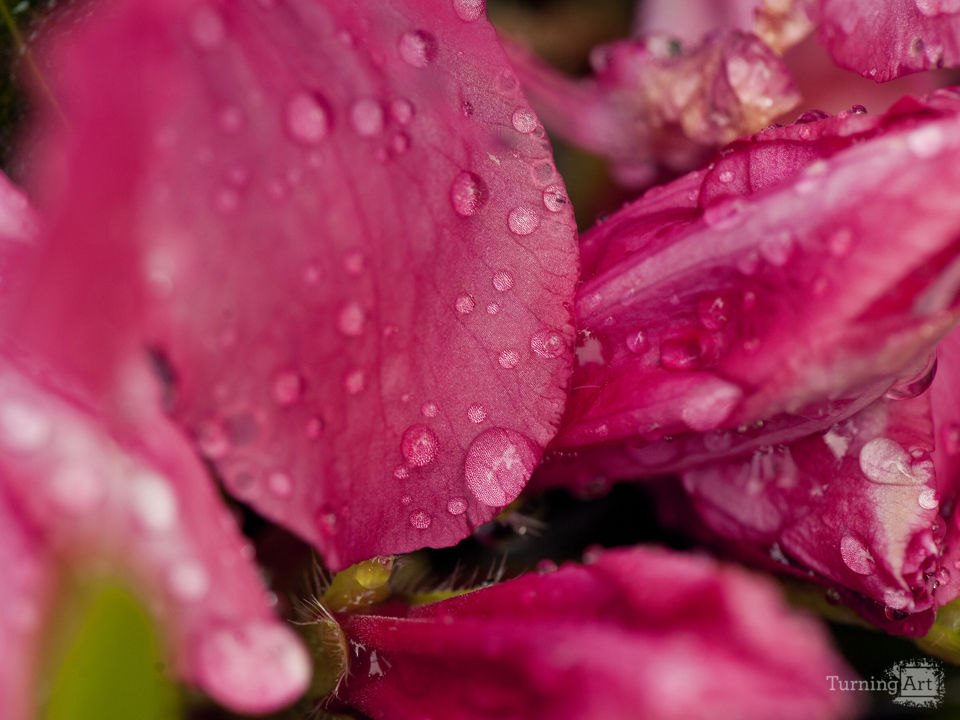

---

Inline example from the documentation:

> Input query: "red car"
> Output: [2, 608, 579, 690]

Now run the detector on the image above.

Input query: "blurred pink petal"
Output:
[12, 0, 578, 569]
[0, 359, 310, 713]
[550, 91, 960, 476]
[509, 30, 799, 186]
[338, 547, 857, 720]
[819, 0, 960, 81]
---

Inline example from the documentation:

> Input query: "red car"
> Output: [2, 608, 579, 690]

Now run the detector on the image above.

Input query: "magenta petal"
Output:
[0, 362, 310, 713]
[338, 547, 857, 720]
[17, 0, 578, 568]
[553, 93, 960, 475]
[819, 0, 960, 82]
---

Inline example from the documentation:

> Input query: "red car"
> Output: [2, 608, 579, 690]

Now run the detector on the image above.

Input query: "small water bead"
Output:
[511, 108, 537, 134]
[343, 250, 365, 275]
[464, 427, 538, 506]
[697, 295, 730, 330]
[391, 133, 411, 154]
[197, 421, 231, 459]
[337, 301, 366, 337]
[409, 509, 432, 529]
[168, 561, 210, 601]
[467, 403, 488, 423]
[486, 302, 500, 315]
[625, 330, 648, 354]
[919, 487, 939, 509]
[447, 497, 468, 515]
[267, 471, 293, 497]
[944, 423, 960, 455]
[883, 589, 911, 611]
[284, 92, 330, 145]
[401, 424, 439, 466]
[660, 334, 703, 371]
[398, 30, 437, 68]
[344, 369, 366, 395]
[455, 294, 476, 315]
[885, 355, 937, 400]
[507, 206, 540, 236]
[859, 437, 931, 485]
[130, 471, 179, 533]
[453, 0, 485, 22]
[530, 329, 564, 359]
[190, 5, 225, 50]
[759, 230, 794, 266]
[449, 171, 488, 217]
[498, 349, 520, 369]
[421, 401, 438, 418]
[272, 371, 304, 406]
[840, 535, 876, 575]
[717, 170, 735, 184]
[390, 98, 414, 125]
[393, 465, 409, 480]
[306, 416, 325, 438]
[492, 271, 514, 292]
[400, 494, 412, 505]
[542, 185, 567, 212]
[350, 99, 384, 137]
[828, 227, 854, 256]
[316, 507, 339, 536]
[0, 400, 51, 453]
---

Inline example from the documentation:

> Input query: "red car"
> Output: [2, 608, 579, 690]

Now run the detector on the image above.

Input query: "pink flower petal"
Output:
[338, 547, 857, 720]
[16, 0, 577, 569]
[0, 491, 51, 720]
[0, 360, 310, 713]
[819, 0, 960, 82]
[508, 30, 799, 186]
[551, 92, 960, 476]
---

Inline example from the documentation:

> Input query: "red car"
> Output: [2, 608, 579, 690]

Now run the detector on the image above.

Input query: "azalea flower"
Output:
[1, 0, 958, 719]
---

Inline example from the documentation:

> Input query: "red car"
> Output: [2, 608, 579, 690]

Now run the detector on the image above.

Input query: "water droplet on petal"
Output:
[0, 401, 50, 453]
[907, 124, 944, 157]
[390, 98, 414, 125]
[350, 99, 384, 137]
[542, 185, 567, 212]
[885, 355, 937, 400]
[697, 295, 730, 330]
[130, 471, 178, 532]
[883, 589, 911, 611]
[271, 371, 303, 406]
[267, 471, 293, 498]
[625, 330, 648, 354]
[401, 424, 439, 466]
[449, 171, 488, 217]
[421, 401, 438, 418]
[169, 561, 211, 601]
[190, 5, 225, 50]
[453, 0, 485, 22]
[660, 333, 702, 371]
[393, 465, 409, 480]
[467, 403, 487, 423]
[344, 369, 366, 395]
[680, 380, 743, 432]
[840, 535, 875, 575]
[718, 170, 735, 183]
[409, 510, 432, 529]
[511, 108, 537, 133]
[919, 487, 939, 509]
[464, 428, 538, 506]
[447, 497, 468, 515]
[455, 294, 475, 314]
[828, 227, 854, 256]
[508, 206, 540, 236]
[492, 271, 514, 292]
[759, 231, 794, 266]
[390, 132, 410, 154]
[398, 30, 437, 68]
[530, 329, 564, 359]
[336, 301, 366, 337]
[284, 92, 330, 145]
[859, 438, 931, 485]
[306, 416, 325, 438]
[498, 349, 520, 369]
[486, 302, 500, 315]
[400, 494, 412, 505]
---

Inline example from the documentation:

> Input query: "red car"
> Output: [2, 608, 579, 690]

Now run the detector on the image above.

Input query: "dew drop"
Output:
[190, 5, 225, 50]
[884, 355, 937, 400]
[409, 510, 432, 529]
[840, 535, 875, 575]
[306, 416, 325, 438]
[169, 561, 210, 601]
[213, 187, 239, 215]
[498, 349, 520, 369]
[398, 30, 437, 68]
[859, 438, 931, 485]
[130, 471, 179, 532]
[511, 108, 537, 133]
[197, 420, 231, 459]
[883, 588, 910, 611]
[0, 401, 51, 453]
[660, 333, 702, 371]
[467, 403, 487, 423]
[697, 295, 730, 330]
[316, 507, 339, 536]
[492, 271, 514, 292]
[421, 401, 438, 418]
[530, 329, 565, 359]
[390, 98, 414, 125]
[828, 227, 854, 256]
[284, 92, 330, 145]
[447, 497, 468, 515]
[272, 371, 304, 406]
[455, 294, 476, 314]
[449, 171, 488, 217]
[718, 170, 735, 183]
[337, 301, 366, 337]
[393, 465, 409, 480]
[453, 0, 485, 22]
[400, 494, 412, 505]
[944, 423, 960, 455]
[919, 487, 939, 509]
[390, 133, 411, 154]
[350, 99, 384, 137]
[267, 471, 293, 498]
[486, 302, 500, 315]
[542, 185, 567, 212]
[344, 369, 366, 395]
[625, 330, 648, 354]
[508, 206, 540, 236]
[464, 427, 538, 506]
[759, 230, 794, 266]
[401, 424, 439, 466]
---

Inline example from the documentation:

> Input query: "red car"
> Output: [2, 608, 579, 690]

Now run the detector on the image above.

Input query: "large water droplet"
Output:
[840, 535, 875, 575]
[884, 355, 937, 400]
[530, 329, 564, 359]
[337, 301, 366, 337]
[464, 428, 538, 506]
[859, 438, 931, 485]
[409, 509, 432, 529]
[508, 206, 540, 236]
[390, 98, 414, 125]
[272, 371, 304, 406]
[284, 92, 330, 145]
[421, 401, 438, 418]
[511, 109, 537, 134]
[453, 0, 485, 22]
[401, 424, 439, 466]
[398, 30, 437, 68]
[350, 99, 384, 137]
[919, 487, 939, 509]
[542, 185, 567, 213]
[449, 171, 488, 217]
[467, 403, 487, 423]
[498, 349, 520, 369]
[455, 293, 476, 314]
